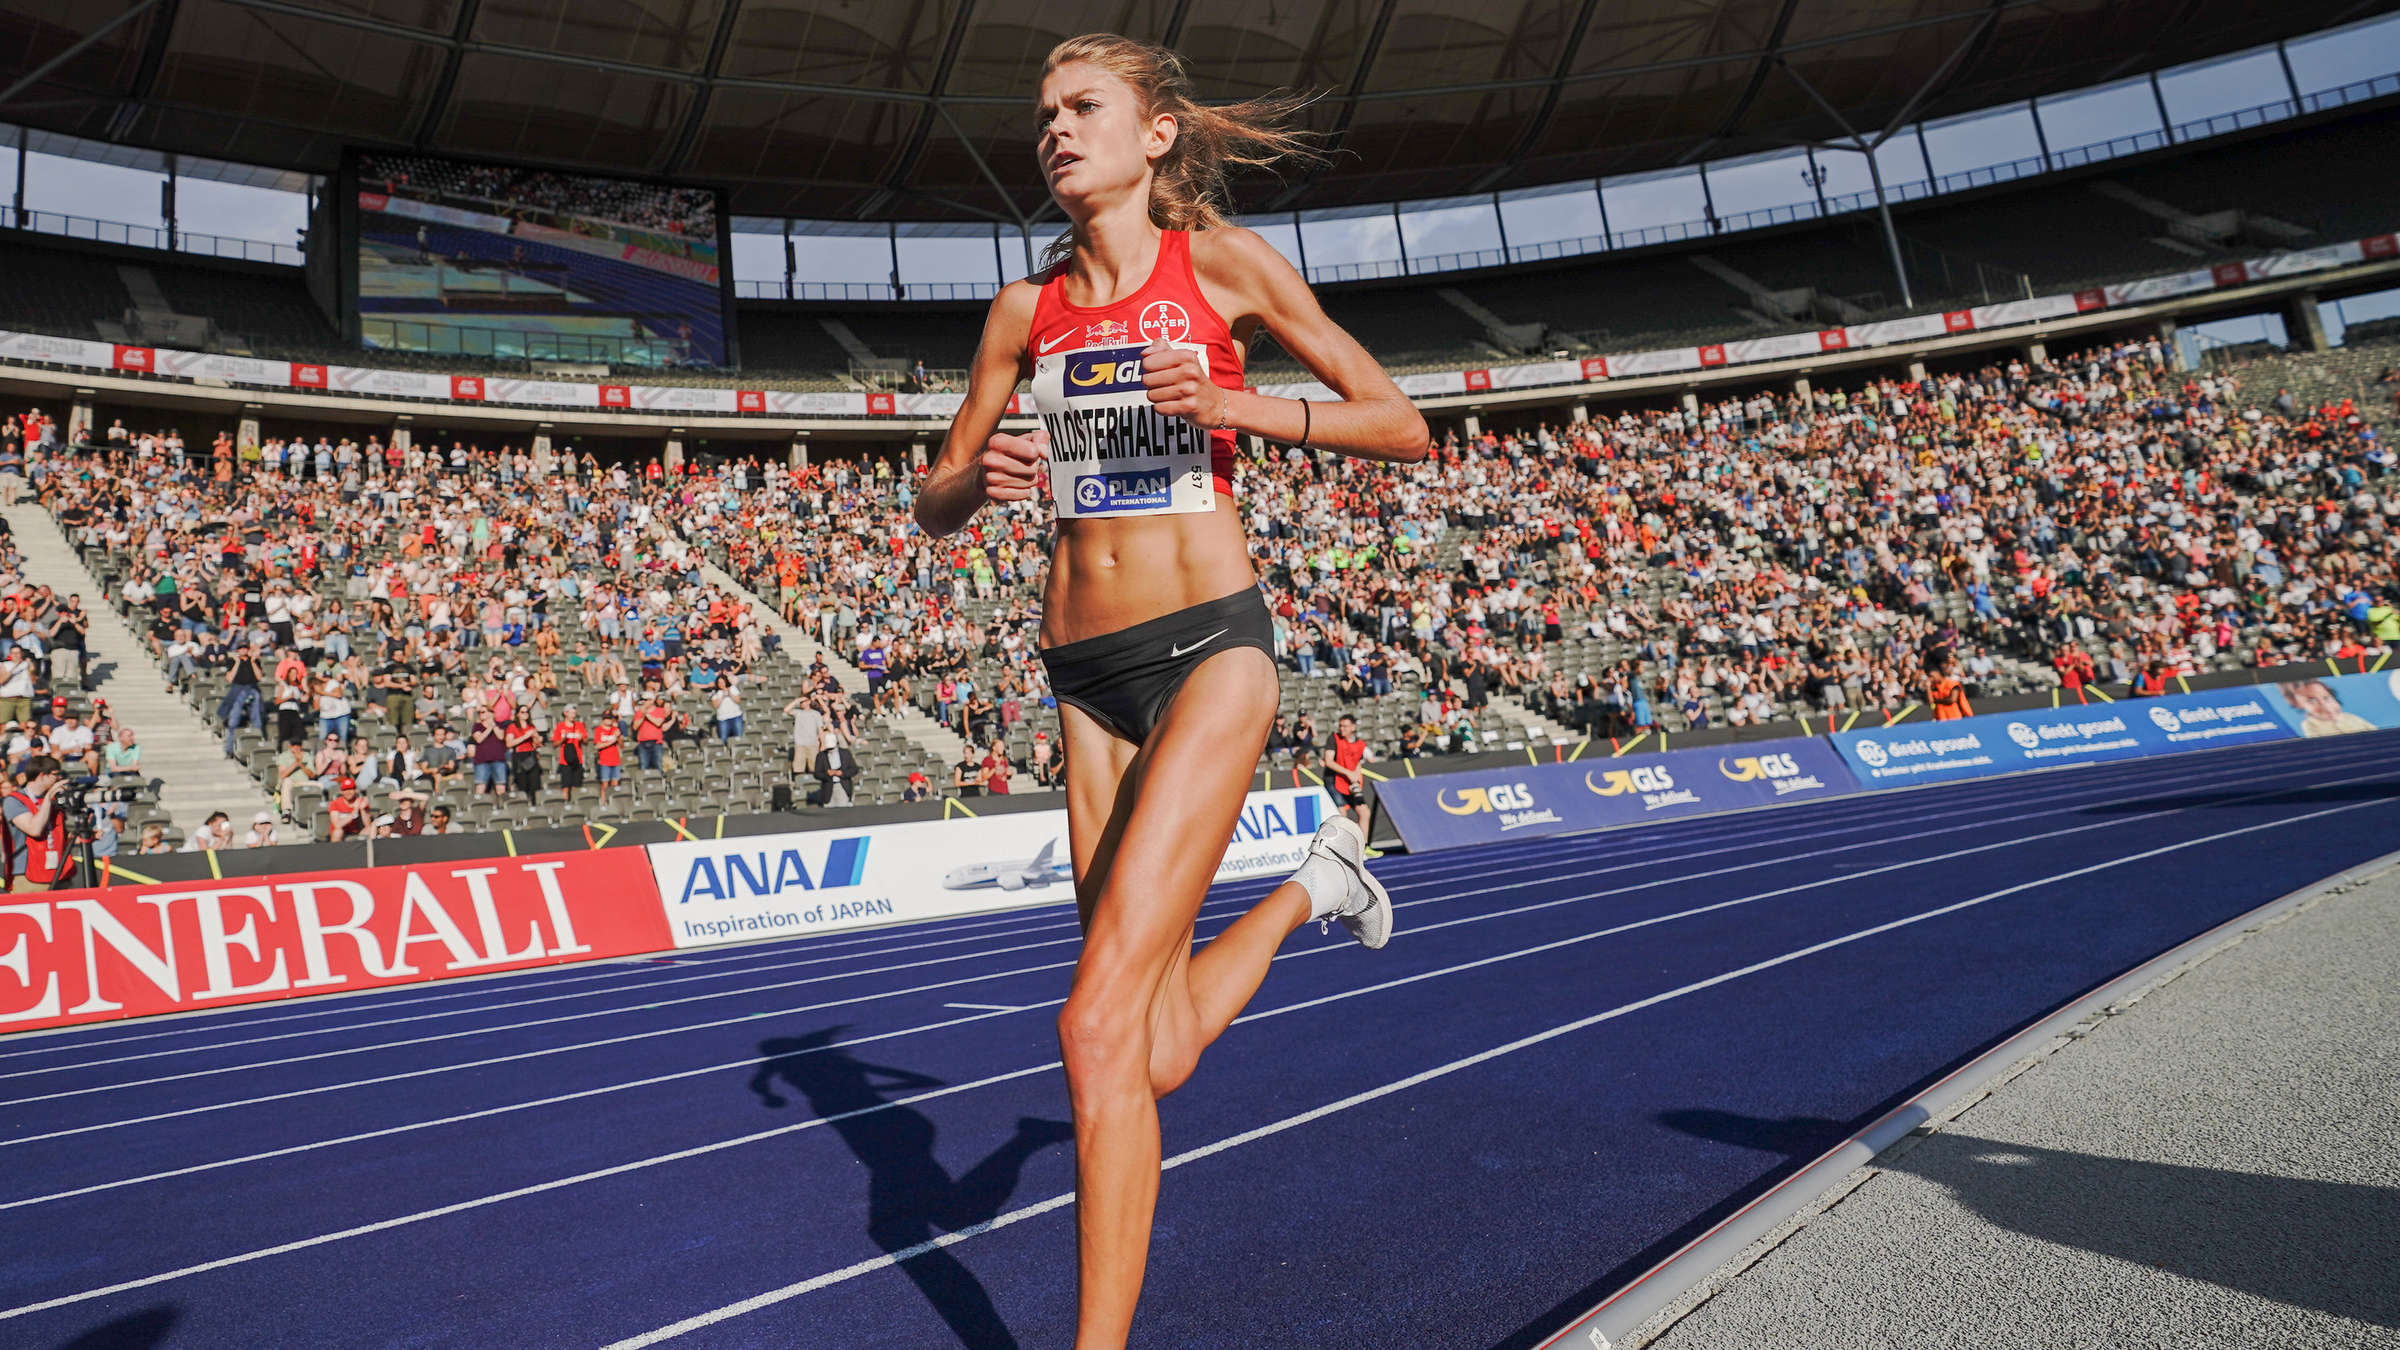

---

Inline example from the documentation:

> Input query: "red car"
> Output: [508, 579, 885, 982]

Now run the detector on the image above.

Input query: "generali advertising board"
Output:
[0, 850, 670, 1032]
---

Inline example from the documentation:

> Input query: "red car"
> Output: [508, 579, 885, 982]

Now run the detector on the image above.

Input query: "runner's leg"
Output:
[1056, 648, 1301, 1350]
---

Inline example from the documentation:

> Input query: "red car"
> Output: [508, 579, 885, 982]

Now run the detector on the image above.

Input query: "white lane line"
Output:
[0, 1006, 1052, 1212]
[13, 741, 2336, 1090]
[0, 741, 2178, 1065]
[9, 750, 2373, 1135]
[12, 756, 2388, 1221]
[0, 901, 1092, 1063]
[941, 1003, 1024, 1012]
[0, 741, 2289, 1069]
[597, 785, 2399, 1348]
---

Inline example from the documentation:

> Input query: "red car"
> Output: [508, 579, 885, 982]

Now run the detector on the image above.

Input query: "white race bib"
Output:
[1030, 340, 1217, 519]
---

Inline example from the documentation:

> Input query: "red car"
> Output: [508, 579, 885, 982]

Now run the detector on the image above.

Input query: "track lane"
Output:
[1, 738, 2393, 1347]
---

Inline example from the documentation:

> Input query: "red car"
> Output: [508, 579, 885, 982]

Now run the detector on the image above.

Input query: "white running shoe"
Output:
[1304, 815, 1394, 949]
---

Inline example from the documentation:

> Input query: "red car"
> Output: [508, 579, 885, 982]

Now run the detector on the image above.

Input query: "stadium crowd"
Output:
[8, 334, 2396, 842]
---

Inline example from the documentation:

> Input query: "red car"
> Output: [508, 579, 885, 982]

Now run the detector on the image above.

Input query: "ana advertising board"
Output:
[645, 787, 1335, 948]
[0, 849, 670, 1033]
[1372, 741, 1860, 852]
[1831, 687, 2296, 788]
[2264, 669, 2400, 738]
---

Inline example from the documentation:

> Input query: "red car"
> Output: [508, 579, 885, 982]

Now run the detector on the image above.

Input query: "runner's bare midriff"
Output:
[1040, 493, 1256, 647]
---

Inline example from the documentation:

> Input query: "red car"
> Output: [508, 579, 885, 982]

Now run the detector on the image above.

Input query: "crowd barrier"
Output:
[1373, 664, 2400, 854]
[0, 786, 1333, 1034]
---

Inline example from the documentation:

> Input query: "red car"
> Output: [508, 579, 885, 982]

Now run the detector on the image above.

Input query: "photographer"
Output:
[4, 755, 71, 892]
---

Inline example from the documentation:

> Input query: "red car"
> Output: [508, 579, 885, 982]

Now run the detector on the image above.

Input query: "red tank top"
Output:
[1026, 230, 1239, 515]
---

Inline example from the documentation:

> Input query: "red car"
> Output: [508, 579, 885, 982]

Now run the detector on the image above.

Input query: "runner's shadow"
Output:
[50, 1305, 177, 1349]
[1661, 1110, 2400, 1327]
[750, 1030, 1072, 1350]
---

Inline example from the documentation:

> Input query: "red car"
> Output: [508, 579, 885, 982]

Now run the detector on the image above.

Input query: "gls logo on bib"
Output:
[1061, 346, 1151, 398]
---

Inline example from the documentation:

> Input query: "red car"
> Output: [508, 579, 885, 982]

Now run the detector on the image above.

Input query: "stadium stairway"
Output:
[3, 505, 274, 834]
[690, 556, 968, 765]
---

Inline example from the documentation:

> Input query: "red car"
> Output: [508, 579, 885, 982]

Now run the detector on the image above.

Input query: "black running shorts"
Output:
[1039, 588, 1276, 745]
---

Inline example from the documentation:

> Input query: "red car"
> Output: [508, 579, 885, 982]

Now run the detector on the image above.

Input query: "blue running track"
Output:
[3, 730, 2397, 1349]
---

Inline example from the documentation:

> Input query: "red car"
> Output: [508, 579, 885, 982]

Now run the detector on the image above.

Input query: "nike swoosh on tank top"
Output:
[1025, 230, 1241, 519]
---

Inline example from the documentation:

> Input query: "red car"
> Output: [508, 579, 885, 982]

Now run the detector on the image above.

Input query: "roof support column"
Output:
[934, 103, 1037, 276]
[2275, 41, 2306, 109]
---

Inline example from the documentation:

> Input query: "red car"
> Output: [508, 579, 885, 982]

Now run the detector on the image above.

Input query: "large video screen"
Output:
[349, 152, 729, 368]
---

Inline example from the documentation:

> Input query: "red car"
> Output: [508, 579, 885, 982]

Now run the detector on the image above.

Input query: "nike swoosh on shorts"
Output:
[1170, 629, 1229, 658]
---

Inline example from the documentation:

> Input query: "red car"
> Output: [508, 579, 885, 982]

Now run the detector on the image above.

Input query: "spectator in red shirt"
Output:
[1327, 714, 1371, 826]
[593, 715, 624, 810]
[633, 694, 672, 771]
[552, 707, 588, 803]
[326, 777, 367, 840]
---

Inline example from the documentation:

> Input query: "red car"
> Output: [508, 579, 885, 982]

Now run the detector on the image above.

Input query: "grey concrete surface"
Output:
[1637, 866, 2400, 1350]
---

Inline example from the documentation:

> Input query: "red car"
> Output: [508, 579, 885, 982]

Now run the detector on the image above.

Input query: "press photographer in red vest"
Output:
[5, 755, 72, 892]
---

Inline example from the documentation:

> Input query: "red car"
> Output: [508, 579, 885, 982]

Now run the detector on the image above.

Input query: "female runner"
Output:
[913, 33, 1428, 1348]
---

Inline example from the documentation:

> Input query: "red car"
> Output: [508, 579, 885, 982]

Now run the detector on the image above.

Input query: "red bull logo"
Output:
[1087, 319, 1130, 344]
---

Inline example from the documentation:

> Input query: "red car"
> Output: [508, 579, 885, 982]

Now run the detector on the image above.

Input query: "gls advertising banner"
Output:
[1832, 687, 2295, 788]
[0, 850, 671, 1032]
[1373, 741, 1860, 852]
[647, 787, 1336, 948]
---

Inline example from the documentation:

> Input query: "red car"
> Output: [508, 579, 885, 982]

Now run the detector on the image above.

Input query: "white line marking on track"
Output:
[0, 741, 2206, 1065]
[593, 782, 2400, 1347]
[941, 1003, 1025, 1012]
[2, 741, 2317, 1071]
[0, 1007, 1049, 1212]
[8, 750, 2380, 1145]
[3, 770, 2388, 1327]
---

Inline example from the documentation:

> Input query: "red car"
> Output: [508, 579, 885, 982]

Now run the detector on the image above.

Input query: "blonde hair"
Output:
[1037, 34, 1323, 273]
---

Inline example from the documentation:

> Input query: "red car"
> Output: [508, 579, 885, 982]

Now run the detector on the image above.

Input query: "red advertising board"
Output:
[736, 389, 765, 413]
[1943, 310, 1976, 333]
[866, 392, 897, 416]
[290, 362, 327, 389]
[450, 375, 486, 401]
[1696, 343, 1727, 368]
[1580, 356, 1610, 380]
[1817, 329, 1849, 351]
[1463, 369, 1492, 392]
[2210, 261, 2250, 288]
[0, 850, 671, 1032]
[111, 345, 154, 373]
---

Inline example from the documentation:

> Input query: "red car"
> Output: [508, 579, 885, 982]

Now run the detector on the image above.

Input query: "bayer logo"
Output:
[1074, 477, 1106, 509]
[1139, 300, 1190, 344]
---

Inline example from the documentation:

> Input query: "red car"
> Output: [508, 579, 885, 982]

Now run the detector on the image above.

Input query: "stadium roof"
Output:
[0, 0, 2390, 224]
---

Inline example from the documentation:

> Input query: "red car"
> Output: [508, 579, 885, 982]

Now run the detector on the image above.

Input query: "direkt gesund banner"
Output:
[1832, 685, 2295, 788]
[646, 787, 1336, 948]
[1373, 740, 1859, 852]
